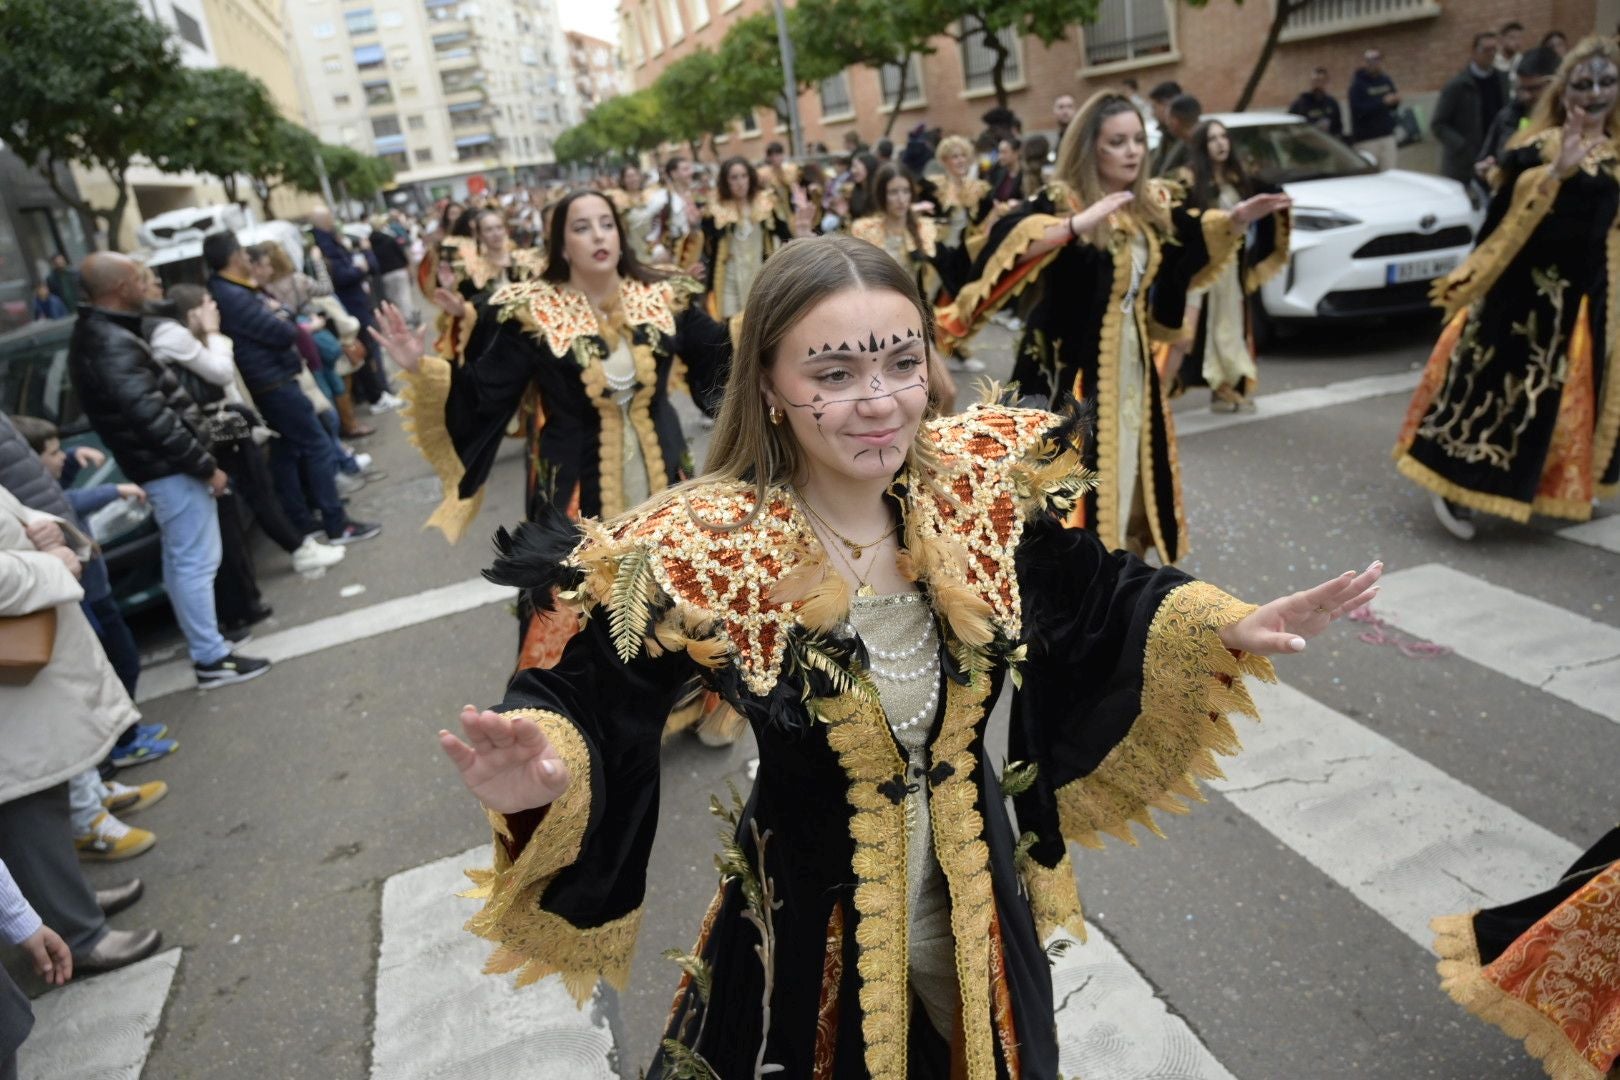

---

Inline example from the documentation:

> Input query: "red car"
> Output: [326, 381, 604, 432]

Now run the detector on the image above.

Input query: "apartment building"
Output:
[567, 30, 626, 114]
[620, 0, 1606, 161]
[286, 0, 582, 200]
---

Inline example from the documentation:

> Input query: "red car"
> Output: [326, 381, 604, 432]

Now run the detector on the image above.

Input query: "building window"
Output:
[720, 0, 739, 10]
[818, 71, 852, 118]
[407, 113, 426, 129]
[312, 21, 336, 37]
[691, 0, 708, 28]
[1080, 0, 1172, 67]
[372, 115, 402, 137]
[380, 8, 404, 26]
[738, 110, 759, 135]
[1279, 0, 1439, 41]
[363, 79, 394, 105]
[663, 0, 683, 41]
[960, 27, 1022, 93]
[414, 147, 434, 163]
[334, 92, 352, 107]
[382, 150, 409, 170]
[354, 43, 386, 69]
[399, 82, 417, 97]
[322, 54, 344, 73]
[389, 44, 411, 67]
[640, 1, 662, 53]
[441, 68, 481, 93]
[880, 55, 926, 110]
[345, 7, 377, 33]
[171, 6, 207, 49]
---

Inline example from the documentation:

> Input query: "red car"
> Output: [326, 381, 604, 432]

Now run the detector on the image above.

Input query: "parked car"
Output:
[136, 204, 307, 290]
[0, 316, 166, 614]
[1161, 112, 1485, 344]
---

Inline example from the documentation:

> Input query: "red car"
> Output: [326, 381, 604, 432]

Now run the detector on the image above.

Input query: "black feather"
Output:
[482, 507, 586, 613]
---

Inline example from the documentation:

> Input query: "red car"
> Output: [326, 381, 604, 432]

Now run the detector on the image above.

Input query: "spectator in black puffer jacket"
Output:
[65, 252, 270, 689]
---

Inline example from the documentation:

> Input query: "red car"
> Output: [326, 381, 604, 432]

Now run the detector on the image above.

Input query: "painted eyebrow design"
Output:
[804, 328, 923, 360]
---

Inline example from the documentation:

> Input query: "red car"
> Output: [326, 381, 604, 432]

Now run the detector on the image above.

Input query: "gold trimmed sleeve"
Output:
[400, 355, 485, 543]
[1244, 207, 1291, 295]
[1021, 851, 1087, 942]
[1432, 165, 1560, 321]
[1055, 580, 1275, 849]
[461, 709, 641, 1004]
[1188, 209, 1243, 294]
[936, 213, 1065, 351]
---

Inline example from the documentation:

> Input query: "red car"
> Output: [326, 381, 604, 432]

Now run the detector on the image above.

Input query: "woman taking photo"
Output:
[369, 189, 736, 700]
[1167, 119, 1291, 412]
[1395, 35, 1620, 540]
[939, 90, 1289, 562]
[433, 234, 1380, 1077]
[700, 156, 807, 320]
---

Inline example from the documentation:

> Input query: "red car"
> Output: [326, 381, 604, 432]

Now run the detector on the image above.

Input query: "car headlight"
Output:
[1292, 208, 1362, 231]
[86, 497, 153, 546]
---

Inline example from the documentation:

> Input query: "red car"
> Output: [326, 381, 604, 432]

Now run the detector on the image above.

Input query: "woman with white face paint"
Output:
[429, 234, 1381, 1078]
[939, 90, 1289, 563]
[1397, 35, 1620, 540]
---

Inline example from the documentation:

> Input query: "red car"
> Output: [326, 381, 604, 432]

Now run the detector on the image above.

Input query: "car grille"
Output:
[1317, 281, 1436, 316]
[1352, 227, 1473, 259]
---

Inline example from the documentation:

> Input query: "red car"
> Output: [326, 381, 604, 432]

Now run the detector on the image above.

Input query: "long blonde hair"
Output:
[693, 235, 945, 522]
[1054, 90, 1172, 248]
[1512, 35, 1620, 150]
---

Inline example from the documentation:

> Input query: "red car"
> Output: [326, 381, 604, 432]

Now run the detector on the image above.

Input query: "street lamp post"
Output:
[770, 0, 804, 158]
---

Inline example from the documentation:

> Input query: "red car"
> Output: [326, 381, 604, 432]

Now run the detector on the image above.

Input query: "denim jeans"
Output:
[254, 381, 347, 537]
[68, 769, 110, 836]
[144, 472, 229, 665]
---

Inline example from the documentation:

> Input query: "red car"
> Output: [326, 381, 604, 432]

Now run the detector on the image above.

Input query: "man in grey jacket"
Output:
[1432, 32, 1512, 186]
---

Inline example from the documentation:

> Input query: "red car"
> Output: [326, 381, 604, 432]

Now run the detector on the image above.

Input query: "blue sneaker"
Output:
[109, 733, 179, 769]
[132, 722, 168, 742]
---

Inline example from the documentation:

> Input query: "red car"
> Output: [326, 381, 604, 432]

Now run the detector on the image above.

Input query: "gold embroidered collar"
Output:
[852, 215, 938, 258]
[707, 191, 779, 230]
[493, 277, 679, 357]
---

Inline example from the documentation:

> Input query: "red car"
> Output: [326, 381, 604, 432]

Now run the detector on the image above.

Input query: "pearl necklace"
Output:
[889, 674, 940, 734]
[853, 609, 940, 733]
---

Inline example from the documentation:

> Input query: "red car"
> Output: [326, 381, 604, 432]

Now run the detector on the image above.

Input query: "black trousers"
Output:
[214, 428, 303, 554]
[212, 489, 263, 630]
[0, 784, 105, 953]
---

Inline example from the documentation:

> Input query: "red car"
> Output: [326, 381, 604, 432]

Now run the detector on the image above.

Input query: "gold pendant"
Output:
[850, 545, 864, 559]
[857, 584, 875, 597]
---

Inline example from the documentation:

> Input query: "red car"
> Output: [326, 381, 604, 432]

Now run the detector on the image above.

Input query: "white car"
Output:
[1165, 112, 1484, 342]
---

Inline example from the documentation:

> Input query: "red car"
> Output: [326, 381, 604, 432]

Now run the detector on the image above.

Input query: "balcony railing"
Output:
[1280, 0, 1441, 42]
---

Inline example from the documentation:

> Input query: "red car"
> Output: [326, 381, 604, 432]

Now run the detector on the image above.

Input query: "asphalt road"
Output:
[15, 306, 1617, 1080]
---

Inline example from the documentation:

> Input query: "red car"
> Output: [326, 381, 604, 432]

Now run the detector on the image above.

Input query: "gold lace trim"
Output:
[1092, 229, 1137, 553]
[1596, 222, 1620, 487]
[1393, 453, 1537, 523]
[938, 212, 1062, 349]
[707, 190, 780, 230]
[1431, 914, 1607, 1080]
[1021, 851, 1086, 942]
[930, 669, 997, 1080]
[462, 710, 633, 1004]
[400, 356, 485, 543]
[819, 688, 910, 1079]
[1244, 207, 1292, 295]
[1432, 164, 1560, 321]
[850, 214, 938, 258]
[1188, 208, 1242, 295]
[1055, 581, 1273, 849]
[495, 277, 679, 357]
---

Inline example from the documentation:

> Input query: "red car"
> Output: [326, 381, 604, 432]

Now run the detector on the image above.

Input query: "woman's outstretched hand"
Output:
[368, 301, 426, 374]
[1231, 192, 1293, 227]
[438, 706, 571, 814]
[1218, 561, 1383, 656]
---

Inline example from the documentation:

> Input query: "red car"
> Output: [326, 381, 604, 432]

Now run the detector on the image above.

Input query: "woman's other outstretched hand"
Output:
[438, 706, 571, 814]
[368, 301, 426, 374]
[1218, 561, 1383, 656]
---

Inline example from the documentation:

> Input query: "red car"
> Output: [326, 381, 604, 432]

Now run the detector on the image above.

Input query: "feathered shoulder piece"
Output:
[1147, 176, 1185, 210]
[490, 277, 680, 357]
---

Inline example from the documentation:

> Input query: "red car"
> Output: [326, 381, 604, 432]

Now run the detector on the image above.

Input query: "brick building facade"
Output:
[618, 0, 1608, 161]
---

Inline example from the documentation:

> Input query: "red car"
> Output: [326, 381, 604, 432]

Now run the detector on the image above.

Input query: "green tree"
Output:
[654, 49, 735, 160]
[1190, 0, 1314, 111]
[247, 119, 323, 219]
[792, 0, 940, 139]
[146, 67, 282, 204]
[0, 0, 186, 250]
[322, 145, 393, 205]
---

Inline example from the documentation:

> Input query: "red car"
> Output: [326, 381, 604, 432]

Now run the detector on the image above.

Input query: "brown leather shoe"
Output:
[74, 928, 162, 973]
[95, 878, 144, 917]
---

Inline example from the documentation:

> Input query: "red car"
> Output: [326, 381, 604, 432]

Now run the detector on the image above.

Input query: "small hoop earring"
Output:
[768, 405, 783, 426]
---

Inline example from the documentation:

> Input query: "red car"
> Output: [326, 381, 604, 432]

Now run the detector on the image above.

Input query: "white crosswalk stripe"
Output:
[18, 948, 179, 1080]
[1173, 370, 1422, 438]
[1374, 563, 1620, 724]
[1558, 513, 1620, 554]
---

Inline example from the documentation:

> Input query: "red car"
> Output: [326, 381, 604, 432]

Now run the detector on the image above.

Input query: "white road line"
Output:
[1373, 563, 1620, 724]
[18, 947, 180, 1080]
[1053, 926, 1237, 1080]
[1558, 514, 1620, 554]
[371, 846, 617, 1080]
[135, 577, 514, 704]
[1209, 681, 1581, 949]
[1174, 370, 1421, 438]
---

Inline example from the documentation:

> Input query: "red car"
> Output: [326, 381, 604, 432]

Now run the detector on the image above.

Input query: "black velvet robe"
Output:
[460, 404, 1274, 1079]
[937, 181, 1242, 563]
[1395, 128, 1620, 522]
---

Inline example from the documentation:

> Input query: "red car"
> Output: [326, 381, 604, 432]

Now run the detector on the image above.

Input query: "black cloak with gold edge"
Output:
[936, 180, 1243, 564]
[460, 402, 1276, 1079]
[1395, 129, 1620, 521]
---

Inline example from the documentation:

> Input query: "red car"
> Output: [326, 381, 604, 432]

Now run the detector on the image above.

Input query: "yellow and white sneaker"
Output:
[75, 812, 156, 862]
[102, 779, 169, 816]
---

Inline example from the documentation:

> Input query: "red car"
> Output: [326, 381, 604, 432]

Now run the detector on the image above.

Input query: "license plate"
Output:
[1387, 255, 1459, 285]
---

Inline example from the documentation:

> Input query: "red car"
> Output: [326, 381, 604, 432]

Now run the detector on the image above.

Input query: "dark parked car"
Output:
[0, 316, 165, 613]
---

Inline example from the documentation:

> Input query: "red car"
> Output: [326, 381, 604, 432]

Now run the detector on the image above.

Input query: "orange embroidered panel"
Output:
[988, 912, 1021, 1077]
[494, 278, 677, 358]
[812, 901, 847, 1080]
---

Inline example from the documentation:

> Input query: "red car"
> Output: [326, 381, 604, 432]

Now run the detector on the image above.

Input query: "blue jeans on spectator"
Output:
[314, 405, 361, 474]
[255, 381, 348, 537]
[311, 365, 344, 404]
[144, 473, 229, 665]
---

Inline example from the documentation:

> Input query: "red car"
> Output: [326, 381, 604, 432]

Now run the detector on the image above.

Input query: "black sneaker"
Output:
[222, 626, 253, 647]
[328, 520, 382, 545]
[194, 653, 272, 688]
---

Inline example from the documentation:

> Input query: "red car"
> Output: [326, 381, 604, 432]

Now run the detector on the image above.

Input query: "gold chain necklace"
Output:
[796, 493, 898, 561]
[821, 528, 889, 598]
